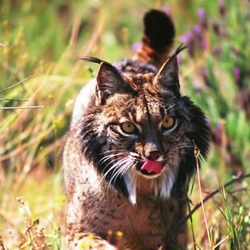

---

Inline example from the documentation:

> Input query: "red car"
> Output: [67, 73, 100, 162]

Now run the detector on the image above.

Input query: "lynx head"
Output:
[78, 46, 210, 204]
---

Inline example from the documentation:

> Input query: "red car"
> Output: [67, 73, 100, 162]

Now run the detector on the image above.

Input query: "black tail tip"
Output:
[144, 9, 175, 52]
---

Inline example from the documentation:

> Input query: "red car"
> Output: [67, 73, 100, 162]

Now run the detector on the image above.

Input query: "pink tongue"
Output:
[141, 160, 162, 175]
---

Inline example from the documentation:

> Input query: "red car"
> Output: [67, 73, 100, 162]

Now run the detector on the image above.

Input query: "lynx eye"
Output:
[120, 122, 137, 134]
[161, 116, 176, 130]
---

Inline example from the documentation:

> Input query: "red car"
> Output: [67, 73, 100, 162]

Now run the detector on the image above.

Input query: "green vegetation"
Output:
[0, 0, 249, 249]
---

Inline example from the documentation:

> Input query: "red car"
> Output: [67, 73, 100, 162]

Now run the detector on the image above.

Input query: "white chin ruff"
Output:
[124, 168, 176, 205]
[124, 172, 137, 205]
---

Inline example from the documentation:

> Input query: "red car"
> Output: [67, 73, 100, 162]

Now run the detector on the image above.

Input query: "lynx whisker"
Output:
[165, 102, 178, 113]
[172, 144, 193, 151]
[108, 158, 133, 185]
[101, 156, 132, 188]
[129, 152, 141, 159]
[99, 152, 125, 165]
[171, 144, 196, 158]
[101, 149, 126, 155]
[165, 96, 178, 111]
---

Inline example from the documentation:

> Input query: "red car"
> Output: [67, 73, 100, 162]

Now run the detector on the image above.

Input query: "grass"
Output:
[0, 0, 250, 249]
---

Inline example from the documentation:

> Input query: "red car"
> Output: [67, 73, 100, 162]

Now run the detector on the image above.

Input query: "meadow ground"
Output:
[0, 0, 250, 249]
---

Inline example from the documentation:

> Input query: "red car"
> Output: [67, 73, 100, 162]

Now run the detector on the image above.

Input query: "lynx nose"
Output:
[147, 150, 161, 161]
[143, 137, 163, 160]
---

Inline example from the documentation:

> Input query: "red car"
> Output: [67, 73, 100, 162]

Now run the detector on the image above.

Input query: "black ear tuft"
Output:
[80, 56, 105, 64]
[154, 44, 186, 94]
[171, 44, 187, 57]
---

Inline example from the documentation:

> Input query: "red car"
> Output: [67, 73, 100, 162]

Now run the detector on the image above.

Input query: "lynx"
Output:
[63, 9, 211, 250]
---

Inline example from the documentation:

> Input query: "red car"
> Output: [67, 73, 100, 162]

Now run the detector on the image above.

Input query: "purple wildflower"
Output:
[218, 0, 226, 17]
[198, 67, 212, 88]
[233, 67, 241, 87]
[213, 120, 225, 146]
[193, 24, 202, 37]
[212, 46, 222, 56]
[162, 4, 172, 16]
[199, 38, 208, 50]
[180, 32, 195, 57]
[197, 8, 207, 29]
[237, 89, 250, 120]
[210, 19, 220, 35]
[132, 42, 141, 52]
[219, 21, 227, 37]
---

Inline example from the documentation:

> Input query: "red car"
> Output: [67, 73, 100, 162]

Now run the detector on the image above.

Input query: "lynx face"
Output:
[78, 51, 210, 205]
[97, 81, 186, 204]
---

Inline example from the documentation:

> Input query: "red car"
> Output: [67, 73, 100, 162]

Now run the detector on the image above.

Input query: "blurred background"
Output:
[0, 0, 249, 249]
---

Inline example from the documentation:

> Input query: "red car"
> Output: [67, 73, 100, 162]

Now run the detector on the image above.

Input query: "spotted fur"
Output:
[63, 9, 211, 250]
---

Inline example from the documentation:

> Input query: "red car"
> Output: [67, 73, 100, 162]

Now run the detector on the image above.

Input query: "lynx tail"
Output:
[133, 9, 175, 69]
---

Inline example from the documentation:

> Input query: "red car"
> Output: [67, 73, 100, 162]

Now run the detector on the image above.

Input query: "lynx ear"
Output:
[96, 62, 132, 104]
[154, 44, 186, 94]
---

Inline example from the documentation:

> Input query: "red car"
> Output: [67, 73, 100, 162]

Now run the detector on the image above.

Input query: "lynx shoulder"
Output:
[63, 9, 211, 250]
